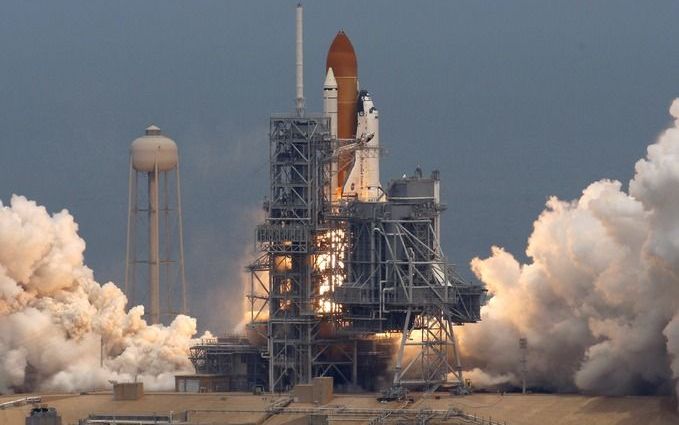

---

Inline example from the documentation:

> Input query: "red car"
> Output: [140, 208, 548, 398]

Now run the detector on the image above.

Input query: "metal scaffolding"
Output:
[332, 173, 484, 391]
[250, 114, 342, 392]
[187, 336, 267, 391]
[248, 115, 484, 392]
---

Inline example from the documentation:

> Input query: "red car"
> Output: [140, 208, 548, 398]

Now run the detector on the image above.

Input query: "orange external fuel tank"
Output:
[326, 31, 358, 195]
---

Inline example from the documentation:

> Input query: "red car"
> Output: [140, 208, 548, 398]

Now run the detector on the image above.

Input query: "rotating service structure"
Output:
[244, 4, 484, 393]
[333, 171, 484, 388]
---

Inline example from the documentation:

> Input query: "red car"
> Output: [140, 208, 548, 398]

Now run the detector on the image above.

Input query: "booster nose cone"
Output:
[324, 67, 337, 89]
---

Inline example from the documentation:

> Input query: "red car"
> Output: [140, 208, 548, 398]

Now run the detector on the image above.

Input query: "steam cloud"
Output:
[9, 100, 679, 398]
[0, 195, 199, 393]
[459, 99, 679, 397]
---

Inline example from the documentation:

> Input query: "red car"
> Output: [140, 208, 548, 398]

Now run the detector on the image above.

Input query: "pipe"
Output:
[149, 165, 160, 324]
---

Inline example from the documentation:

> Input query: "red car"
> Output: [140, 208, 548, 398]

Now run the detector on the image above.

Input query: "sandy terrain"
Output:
[2, 391, 678, 425]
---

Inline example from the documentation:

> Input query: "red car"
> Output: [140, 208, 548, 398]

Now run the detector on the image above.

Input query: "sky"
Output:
[1, 0, 678, 334]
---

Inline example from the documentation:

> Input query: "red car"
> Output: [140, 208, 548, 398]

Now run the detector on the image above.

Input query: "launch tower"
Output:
[246, 5, 484, 393]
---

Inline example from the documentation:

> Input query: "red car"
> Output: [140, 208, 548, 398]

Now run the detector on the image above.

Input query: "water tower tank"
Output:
[130, 125, 178, 172]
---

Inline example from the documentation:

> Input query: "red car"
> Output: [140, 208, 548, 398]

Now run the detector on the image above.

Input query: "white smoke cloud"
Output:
[459, 99, 679, 397]
[463, 368, 516, 389]
[0, 195, 199, 393]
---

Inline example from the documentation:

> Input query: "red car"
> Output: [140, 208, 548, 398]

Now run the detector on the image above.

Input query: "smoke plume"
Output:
[0, 195, 199, 393]
[459, 99, 679, 398]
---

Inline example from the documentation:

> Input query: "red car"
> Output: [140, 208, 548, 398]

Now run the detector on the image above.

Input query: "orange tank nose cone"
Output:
[326, 31, 357, 77]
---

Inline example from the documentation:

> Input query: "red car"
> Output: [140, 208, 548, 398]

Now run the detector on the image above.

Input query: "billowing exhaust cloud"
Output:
[459, 99, 679, 398]
[0, 195, 200, 393]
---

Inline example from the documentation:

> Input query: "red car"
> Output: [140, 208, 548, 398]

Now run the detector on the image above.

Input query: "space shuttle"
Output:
[324, 31, 383, 203]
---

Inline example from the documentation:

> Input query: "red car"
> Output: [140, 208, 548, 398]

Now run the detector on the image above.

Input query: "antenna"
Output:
[295, 3, 304, 116]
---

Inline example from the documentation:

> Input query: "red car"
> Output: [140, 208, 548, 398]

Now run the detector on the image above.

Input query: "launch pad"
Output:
[196, 4, 487, 394]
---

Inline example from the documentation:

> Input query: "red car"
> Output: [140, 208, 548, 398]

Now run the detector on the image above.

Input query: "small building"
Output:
[25, 407, 62, 425]
[113, 382, 144, 401]
[175, 374, 229, 393]
[178, 336, 267, 392]
[292, 377, 333, 404]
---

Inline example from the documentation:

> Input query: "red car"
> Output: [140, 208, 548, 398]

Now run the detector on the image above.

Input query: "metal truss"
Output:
[249, 114, 360, 392]
[248, 114, 483, 393]
[332, 176, 484, 391]
[392, 307, 462, 389]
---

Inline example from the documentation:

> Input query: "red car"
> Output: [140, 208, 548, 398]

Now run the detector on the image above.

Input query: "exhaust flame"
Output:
[0, 195, 200, 393]
[314, 229, 346, 314]
[459, 99, 679, 400]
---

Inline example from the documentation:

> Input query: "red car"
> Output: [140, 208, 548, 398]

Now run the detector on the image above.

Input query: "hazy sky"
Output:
[1, 1, 678, 333]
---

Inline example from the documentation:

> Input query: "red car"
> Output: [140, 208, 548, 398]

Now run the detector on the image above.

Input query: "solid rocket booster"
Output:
[323, 68, 338, 139]
[324, 67, 339, 201]
[326, 31, 358, 196]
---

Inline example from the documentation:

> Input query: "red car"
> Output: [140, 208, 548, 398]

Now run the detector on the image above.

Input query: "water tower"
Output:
[125, 125, 187, 324]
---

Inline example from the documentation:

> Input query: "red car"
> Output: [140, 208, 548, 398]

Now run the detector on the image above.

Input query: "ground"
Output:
[2, 391, 678, 425]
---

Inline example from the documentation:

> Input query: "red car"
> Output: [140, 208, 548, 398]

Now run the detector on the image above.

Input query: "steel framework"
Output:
[249, 118, 484, 393]
[332, 173, 484, 390]
[188, 336, 266, 391]
[249, 114, 357, 392]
